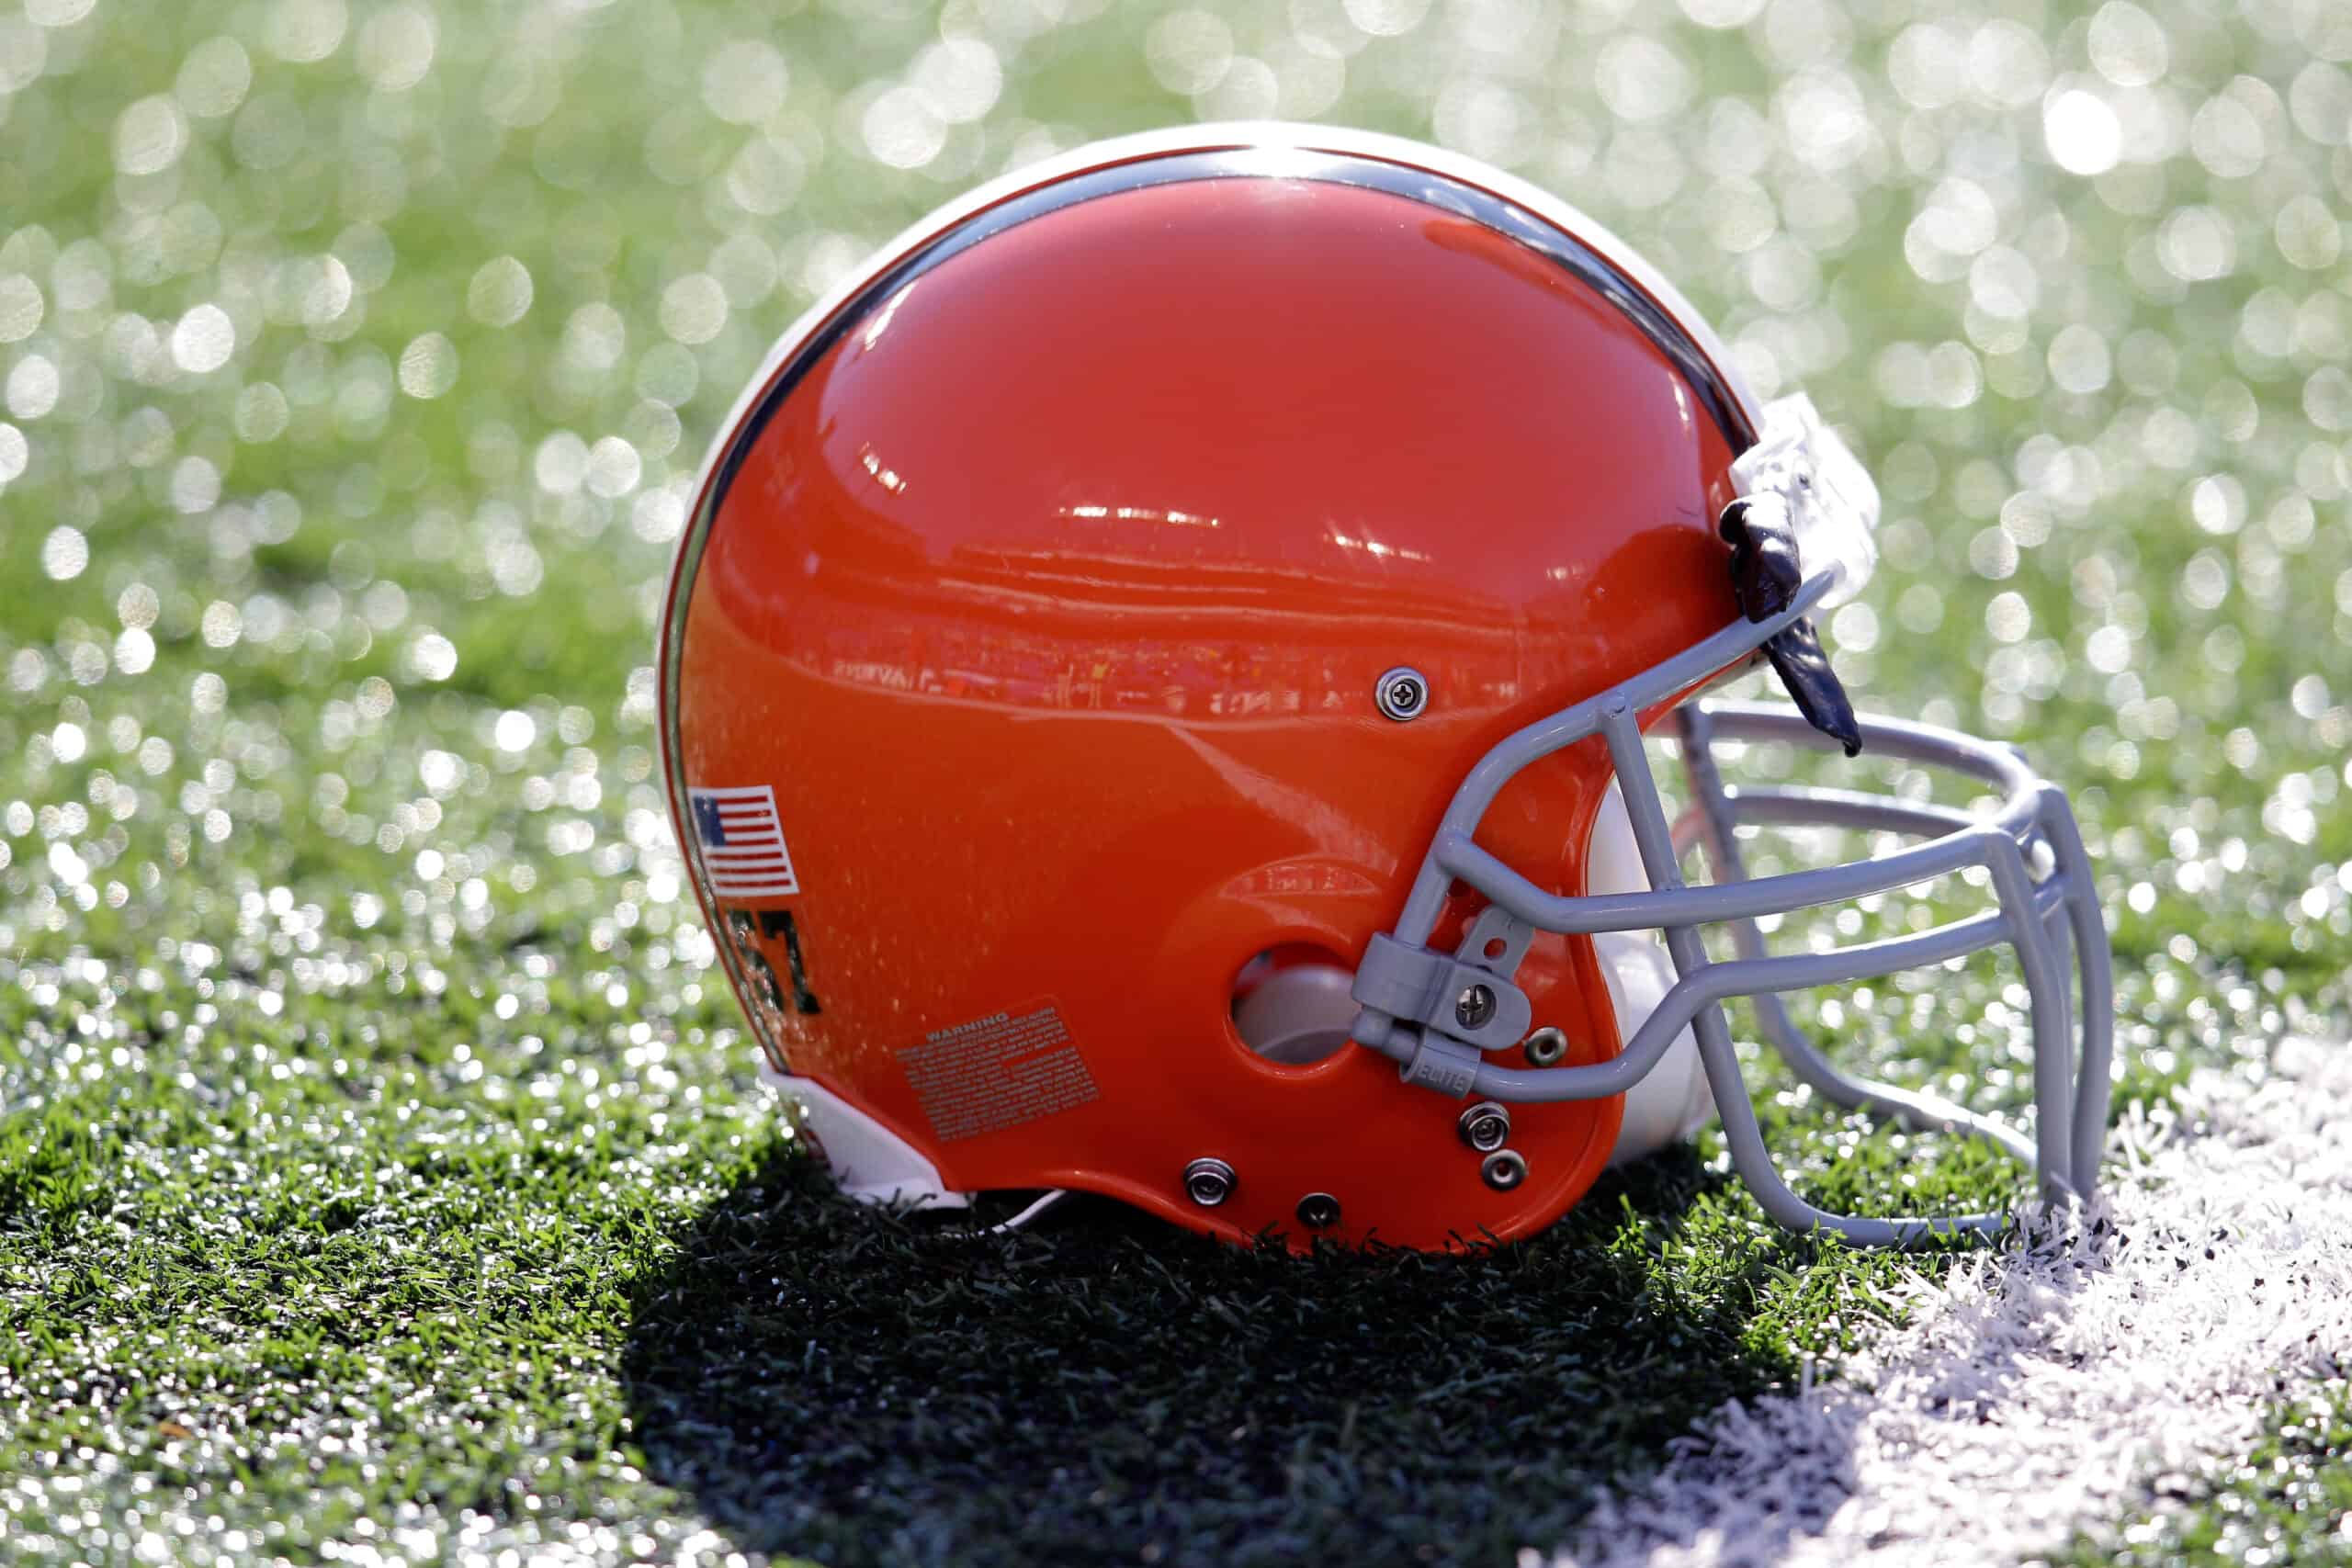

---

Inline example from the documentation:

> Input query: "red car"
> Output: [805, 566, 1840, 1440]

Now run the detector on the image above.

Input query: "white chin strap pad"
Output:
[758, 1060, 969, 1211]
[1589, 783, 1717, 1166]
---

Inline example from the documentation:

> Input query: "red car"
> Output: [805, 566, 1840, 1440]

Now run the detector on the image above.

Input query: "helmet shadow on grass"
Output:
[619, 1142, 1856, 1568]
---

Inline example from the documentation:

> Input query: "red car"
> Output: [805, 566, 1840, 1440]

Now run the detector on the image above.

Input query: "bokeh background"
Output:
[2, 0, 2348, 1563]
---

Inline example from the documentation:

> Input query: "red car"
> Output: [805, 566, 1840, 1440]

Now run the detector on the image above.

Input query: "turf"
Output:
[2, 0, 2348, 1562]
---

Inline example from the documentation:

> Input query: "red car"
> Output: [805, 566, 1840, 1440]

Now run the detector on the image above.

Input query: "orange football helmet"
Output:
[658, 125, 2110, 1251]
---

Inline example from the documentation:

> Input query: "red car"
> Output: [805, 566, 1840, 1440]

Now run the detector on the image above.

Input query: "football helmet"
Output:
[658, 124, 2111, 1251]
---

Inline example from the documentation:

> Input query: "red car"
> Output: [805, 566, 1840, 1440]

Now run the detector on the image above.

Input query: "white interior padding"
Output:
[1589, 782, 1717, 1165]
[758, 1061, 969, 1210]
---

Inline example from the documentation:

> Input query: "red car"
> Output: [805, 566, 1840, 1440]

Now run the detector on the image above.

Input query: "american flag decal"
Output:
[685, 784, 800, 898]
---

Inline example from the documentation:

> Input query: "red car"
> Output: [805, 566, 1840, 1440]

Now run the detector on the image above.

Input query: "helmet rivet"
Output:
[1457, 1100, 1511, 1153]
[1295, 1192, 1341, 1229]
[1374, 666, 1430, 722]
[1454, 983, 1496, 1031]
[1523, 1026, 1569, 1067]
[1481, 1148, 1530, 1192]
[1183, 1156, 1237, 1208]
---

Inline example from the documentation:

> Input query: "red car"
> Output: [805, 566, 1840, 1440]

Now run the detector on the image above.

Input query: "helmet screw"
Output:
[1374, 666, 1430, 722]
[1183, 1156, 1237, 1208]
[1481, 1148, 1530, 1192]
[1295, 1192, 1341, 1230]
[1457, 1100, 1511, 1153]
[1454, 983, 1497, 1031]
[1523, 1026, 1569, 1067]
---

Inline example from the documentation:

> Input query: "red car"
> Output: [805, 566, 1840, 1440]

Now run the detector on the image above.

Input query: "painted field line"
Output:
[1536, 1033, 2352, 1568]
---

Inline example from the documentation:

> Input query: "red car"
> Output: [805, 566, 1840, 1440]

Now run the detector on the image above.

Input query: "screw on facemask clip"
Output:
[1352, 933, 1533, 1053]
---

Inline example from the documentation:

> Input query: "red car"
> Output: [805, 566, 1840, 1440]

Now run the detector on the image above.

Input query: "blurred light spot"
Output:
[41, 525, 87, 581]
[2046, 324, 2111, 394]
[2274, 196, 2343, 270]
[1985, 591, 2031, 642]
[1970, 526, 2019, 580]
[2189, 475, 2245, 536]
[536, 432, 588, 494]
[2289, 62, 2350, 148]
[1343, 0, 1430, 37]
[632, 486, 685, 543]
[1435, 79, 1534, 167]
[862, 86, 944, 169]
[912, 39, 1001, 123]
[6, 355, 60, 419]
[404, 631, 457, 682]
[2086, 625, 2134, 673]
[1829, 601, 1879, 652]
[2183, 550, 2231, 610]
[1680, 0, 1766, 28]
[726, 139, 806, 216]
[467, 256, 533, 327]
[2158, 207, 2234, 281]
[494, 711, 536, 752]
[561, 302, 625, 370]
[272, 254, 353, 327]
[1146, 10, 1233, 93]
[1969, 247, 2040, 318]
[199, 601, 242, 648]
[190, 671, 227, 713]
[2088, 3, 2167, 86]
[27, 0, 96, 24]
[170, 303, 235, 373]
[397, 333, 458, 398]
[1780, 71, 1870, 171]
[703, 40, 789, 125]
[2307, 367, 2352, 433]
[585, 435, 641, 498]
[1197, 55, 1279, 119]
[171, 456, 220, 513]
[0, 274, 41, 342]
[1598, 36, 1693, 123]
[659, 273, 728, 344]
[334, 222, 395, 292]
[1895, 582, 1944, 634]
[636, 343, 698, 407]
[176, 36, 253, 118]
[1968, 22, 2048, 109]
[2190, 84, 2272, 179]
[709, 234, 777, 310]
[1888, 23, 1964, 109]
[0, 17, 45, 94]
[234, 382, 288, 442]
[115, 95, 189, 175]
[267, 0, 348, 63]
[114, 627, 154, 674]
[356, 5, 436, 93]
[0, 423, 25, 483]
[2044, 89, 2120, 175]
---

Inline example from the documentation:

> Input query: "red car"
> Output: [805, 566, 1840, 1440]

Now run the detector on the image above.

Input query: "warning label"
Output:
[897, 1001, 1100, 1143]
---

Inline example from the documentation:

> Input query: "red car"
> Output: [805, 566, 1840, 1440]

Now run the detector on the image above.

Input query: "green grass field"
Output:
[2, 0, 2348, 1562]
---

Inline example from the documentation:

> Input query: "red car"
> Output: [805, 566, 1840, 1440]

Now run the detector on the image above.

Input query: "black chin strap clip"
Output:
[1719, 495, 1862, 757]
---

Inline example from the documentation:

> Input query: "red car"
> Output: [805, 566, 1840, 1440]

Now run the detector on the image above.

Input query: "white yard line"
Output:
[1537, 1035, 2352, 1568]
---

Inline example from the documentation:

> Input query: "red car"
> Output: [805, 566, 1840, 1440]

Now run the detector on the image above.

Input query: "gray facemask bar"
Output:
[1348, 571, 2113, 1247]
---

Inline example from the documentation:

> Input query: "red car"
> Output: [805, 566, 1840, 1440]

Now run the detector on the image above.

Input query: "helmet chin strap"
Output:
[1719, 391, 1883, 757]
[1719, 494, 1862, 757]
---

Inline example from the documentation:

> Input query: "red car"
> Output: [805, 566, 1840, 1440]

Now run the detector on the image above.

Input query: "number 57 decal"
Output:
[723, 907, 822, 1018]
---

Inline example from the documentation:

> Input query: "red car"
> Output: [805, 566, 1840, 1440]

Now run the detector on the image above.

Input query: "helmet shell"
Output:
[664, 133, 1751, 1249]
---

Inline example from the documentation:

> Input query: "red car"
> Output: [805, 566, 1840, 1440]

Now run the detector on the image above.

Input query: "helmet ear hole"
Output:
[1230, 945, 1358, 1067]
